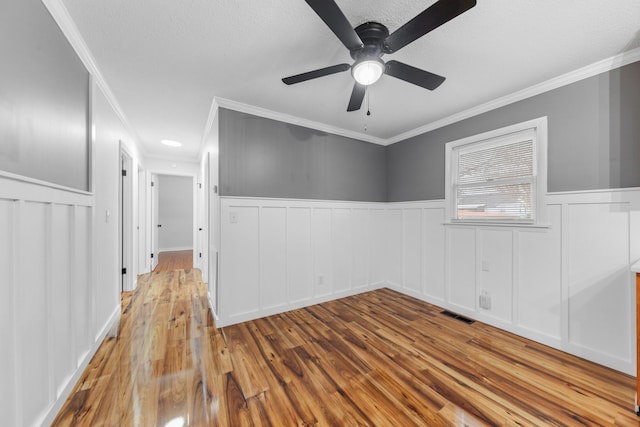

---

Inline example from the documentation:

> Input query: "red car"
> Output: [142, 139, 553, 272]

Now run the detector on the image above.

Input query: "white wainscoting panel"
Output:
[51, 205, 73, 397]
[352, 208, 370, 289]
[402, 209, 422, 294]
[369, 208, 387, 285]
[312, 208, 333, 298]
[19, 201, 50, 427]
[517, 204, 562, 343]
[423, 208, 446, 302]
[447, 227, 477, 312]
[260, 207, 287, 310]
[221, 206, 260, 317]
[219, 198, 387, 326]
[387, 188, 640, 375]
[332, 208, 352, 294]
[74, 207, 93, 365]
[387, 209, 403, 287]
[478, 229, 513, 324]
[0, 174, 120, 426]
[566, 201, 632, 369]
[287, 207, 313, 303]
[0, 200, 15, 426]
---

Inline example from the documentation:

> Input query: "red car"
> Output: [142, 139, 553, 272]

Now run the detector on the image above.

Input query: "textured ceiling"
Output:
[61, 0, 640, 161]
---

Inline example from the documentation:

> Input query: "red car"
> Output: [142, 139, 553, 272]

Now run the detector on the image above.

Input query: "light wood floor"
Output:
[154, 249, 193, 272]
[52, 267, 638, 426]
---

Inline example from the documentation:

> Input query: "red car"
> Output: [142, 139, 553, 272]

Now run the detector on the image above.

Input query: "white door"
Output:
[198, 165, 209, 281]
[137, 167, 147, 274]
[150, 173, 159, 271]
[120, 147, 133, 291]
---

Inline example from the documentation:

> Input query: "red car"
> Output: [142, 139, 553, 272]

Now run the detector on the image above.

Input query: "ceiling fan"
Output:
[282, 0, 476, 112]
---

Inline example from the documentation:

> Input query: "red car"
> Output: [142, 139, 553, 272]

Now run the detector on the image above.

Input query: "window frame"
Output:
[444, 117, 548, 227]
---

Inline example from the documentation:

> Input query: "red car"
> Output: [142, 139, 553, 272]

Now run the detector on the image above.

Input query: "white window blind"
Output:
[453, 130, 536, 223]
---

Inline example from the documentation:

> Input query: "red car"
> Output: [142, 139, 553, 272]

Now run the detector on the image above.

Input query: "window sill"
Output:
[442, 221, 551, 229]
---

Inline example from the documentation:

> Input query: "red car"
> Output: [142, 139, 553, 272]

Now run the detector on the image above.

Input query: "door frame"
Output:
[148, 171, 197, 271]
[137, 165, 147, 274]
[119, 142, 134, 292]
[150, 173, 159, 271]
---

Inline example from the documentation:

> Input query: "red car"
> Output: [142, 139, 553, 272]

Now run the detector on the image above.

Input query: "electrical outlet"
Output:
[317, 275, 324, 286]
[482, 261, 490, 272]
[229, 212, 238, 223]
[479, 292, 492, 310]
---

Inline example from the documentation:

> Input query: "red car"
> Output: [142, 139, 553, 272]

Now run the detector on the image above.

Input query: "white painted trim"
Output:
[388, 186, 640, 204]
[0, 170, 93, 197]
[385, 47, 640, 144]
[199, 98, 220, 160]
[217, 281, 387, 327]
[206, 49, 640, 149]
[444, 116, 548, 226]
[208, 291, 219, 322]
[11, 201, 22, 427]
[158, 246, 194, 252]
[214, 97, 387, 146]
[221, 195, 386, 206]
[548, 186, 640, 198]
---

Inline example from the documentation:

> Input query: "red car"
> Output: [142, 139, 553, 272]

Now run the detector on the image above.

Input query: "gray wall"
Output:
[158, 175, 193, 251]
[387, 61, 640, 201]
[0, 0, 90, 191]
[219, 108, 387, 202]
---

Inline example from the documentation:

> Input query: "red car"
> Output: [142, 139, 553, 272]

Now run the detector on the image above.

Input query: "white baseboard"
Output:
[158, 246, 193, 252]
[217, 281, 386, 328]
[208, 291, 219, 324]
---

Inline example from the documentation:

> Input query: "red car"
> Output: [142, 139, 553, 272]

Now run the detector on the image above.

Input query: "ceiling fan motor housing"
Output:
[350, 22, 389, 61]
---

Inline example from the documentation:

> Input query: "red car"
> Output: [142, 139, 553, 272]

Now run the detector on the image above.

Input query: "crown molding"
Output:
[42, 0, 144, 153]
[211, 47, 640, 148]
[385, 47, 640, 144]
[197, 97, 220, 161]
[214, 97, 387, 146]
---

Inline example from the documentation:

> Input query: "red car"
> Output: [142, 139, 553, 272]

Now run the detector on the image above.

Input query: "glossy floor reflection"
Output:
[52, 267, 229, 426]
[53, 267, 638, 426]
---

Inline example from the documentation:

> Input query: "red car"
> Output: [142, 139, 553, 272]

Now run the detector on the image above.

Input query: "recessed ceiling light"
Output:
[161, 139, 182, 147]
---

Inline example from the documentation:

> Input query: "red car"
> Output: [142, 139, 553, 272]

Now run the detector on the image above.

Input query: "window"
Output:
[445, 117, 547, 225]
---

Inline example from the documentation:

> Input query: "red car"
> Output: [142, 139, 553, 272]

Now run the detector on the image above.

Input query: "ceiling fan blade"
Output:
[347, 82, 366, 112]
[385, 60, 446, 90]
[383, 0, 476, 53]
[304, 0, 363, 51]
[282, 63, 351, 85]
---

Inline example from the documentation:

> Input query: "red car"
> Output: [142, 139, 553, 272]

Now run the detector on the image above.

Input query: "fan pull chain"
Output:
[363, 89, 370, 132]
[366, 88, 371, 116]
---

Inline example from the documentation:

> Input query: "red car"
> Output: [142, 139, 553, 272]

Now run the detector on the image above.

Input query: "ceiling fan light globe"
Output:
[352, 59, 384, 86]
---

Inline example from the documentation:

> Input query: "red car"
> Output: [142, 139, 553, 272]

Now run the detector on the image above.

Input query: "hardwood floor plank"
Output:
[154, 250, 193, 272]
[224, 323, 272, 399]
[52, 259, 639, 426]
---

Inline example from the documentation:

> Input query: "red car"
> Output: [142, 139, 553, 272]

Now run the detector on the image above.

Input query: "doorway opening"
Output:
[150, 174, 194, 271]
